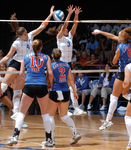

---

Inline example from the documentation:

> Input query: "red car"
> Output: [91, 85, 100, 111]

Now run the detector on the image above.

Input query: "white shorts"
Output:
[127, 63, 131, 72]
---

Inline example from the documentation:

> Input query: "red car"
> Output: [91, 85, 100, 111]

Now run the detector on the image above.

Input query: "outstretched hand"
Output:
[66, 5, 75, 14]
[75, 6, 82, 15]
[50, 5, 55, 15]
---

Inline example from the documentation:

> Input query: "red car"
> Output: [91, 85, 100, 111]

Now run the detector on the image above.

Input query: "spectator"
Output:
[85, 53, 100, 69]
[74, 51, 90, 69]
[76, 73, 91, 111]
[75, 50, 82, 61]
[87, 35, 99, 53]
[87, 63, 116, 111]
[98, 35, 111, 63]
[101, 23, 112, 32]
[80, 43, 86, 52]
[108, 40, 118, 64]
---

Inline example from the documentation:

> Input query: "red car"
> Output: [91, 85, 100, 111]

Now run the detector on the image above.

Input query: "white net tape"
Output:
[0, 20, 131, 23]
[0, 69, 118, 74]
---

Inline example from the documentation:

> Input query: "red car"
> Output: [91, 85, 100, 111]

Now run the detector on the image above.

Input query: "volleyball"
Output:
[53, 10, 64, 21]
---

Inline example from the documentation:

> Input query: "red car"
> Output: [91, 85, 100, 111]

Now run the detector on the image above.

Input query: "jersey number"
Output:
[59, 67, 66, 79]
[67, 41, 70, 47]
[30, 56, 43, 68]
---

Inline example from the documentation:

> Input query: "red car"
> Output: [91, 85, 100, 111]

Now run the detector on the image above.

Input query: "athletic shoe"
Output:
[79, 104, 85, 111]
[99, 105, 107, 111]
[126, 141, 131, 150]
[73, 107, 87, 116]
[70, 133, 81, 145]
[6, 136, 18, 146]
[42, 139, 55, 146]
[99, 120, 113, 131]
[67, 111, 73, 117]
[42, 138, 54, 147]
[22, 122, 28, 128]
[87, 104, 93, 110]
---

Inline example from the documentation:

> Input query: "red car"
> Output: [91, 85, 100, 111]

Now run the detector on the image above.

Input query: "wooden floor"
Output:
[0, 107, 129, 150]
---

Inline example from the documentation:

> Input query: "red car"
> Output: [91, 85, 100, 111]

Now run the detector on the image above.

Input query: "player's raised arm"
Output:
[70, 6, 82, 37]
[57, 5, 75, 39]
[92, 29, 118, 41]
[32, 6, 55, 37]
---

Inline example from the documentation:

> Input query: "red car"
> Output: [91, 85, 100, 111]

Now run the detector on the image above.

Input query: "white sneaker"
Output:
[22, 122, 28, 128]
[73, 107, 87, 116]
[42, 139, 55, 146]
[99, 105, 107, 111]
[126, 141, 131, 150]
[42, 138, 54, 147]
[6, 136, 18, 146]
[70, 133, 81, 145]
[67, 111, 73, 117]
[99, 120, 113, 131]
[87, 104, 93, 110]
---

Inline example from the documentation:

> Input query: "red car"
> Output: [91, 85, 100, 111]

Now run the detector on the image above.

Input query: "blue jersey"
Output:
[117, 42, 131, 72]
[24, 51, 48, 85]
[51, 61, 70, 91]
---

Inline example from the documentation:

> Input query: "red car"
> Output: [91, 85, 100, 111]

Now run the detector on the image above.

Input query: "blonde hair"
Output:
[32, 39, 43, 58]
[52, 48, 61, 60]
[119, 27, 131, 42]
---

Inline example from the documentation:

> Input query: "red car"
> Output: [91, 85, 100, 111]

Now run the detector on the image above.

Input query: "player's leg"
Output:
[1, 67, 17, 93]
[48, 98, 59, 145]
[99, 79, 123, 131]
[58, 101, 81, 144]
[37, 94, 53, 147]
[6, 93, 33, 146]
[122, 65, 131, 100]
[125, 102, 131, 150]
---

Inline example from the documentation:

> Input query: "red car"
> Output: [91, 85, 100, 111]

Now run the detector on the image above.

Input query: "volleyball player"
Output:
[6, 39, 54, 147]
[56, 5, 86, 116]
[0, 6, 55, 126]
[92, 27, 131, 130]
[120, 63, 131, 149]
[47, 48, 81, 145]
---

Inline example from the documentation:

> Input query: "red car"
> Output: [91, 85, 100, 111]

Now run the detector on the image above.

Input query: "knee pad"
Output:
[42, 113, 50, 122]
[61, 115, 68, 123]
[13, 90, 22, 100]
[13, 90, 22, 113]
[110, 94, 118, 102]
[1, 83, 8, 93]
[17, 112, 25, 120]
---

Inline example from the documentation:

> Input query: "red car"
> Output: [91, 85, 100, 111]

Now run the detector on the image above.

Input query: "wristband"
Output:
[42, 21, 49, 26]
[73, 19, 78, 24]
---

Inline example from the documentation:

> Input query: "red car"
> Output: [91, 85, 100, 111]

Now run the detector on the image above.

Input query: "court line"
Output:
[2, 120, 127, 135]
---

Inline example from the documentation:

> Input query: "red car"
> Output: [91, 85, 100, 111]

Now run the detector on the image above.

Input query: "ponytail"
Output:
[120, 27, 131, 42]
[32, 39, 43, 58]
[9, 13, 26, 37]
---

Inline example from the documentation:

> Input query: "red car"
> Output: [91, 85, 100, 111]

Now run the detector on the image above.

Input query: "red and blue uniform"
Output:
[24, 51, 48, 85]
[51, 61, 70, 91]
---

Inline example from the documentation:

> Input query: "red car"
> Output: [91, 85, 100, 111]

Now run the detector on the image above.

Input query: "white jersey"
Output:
[12, 32, 33, 62]
[57, 32, 73, 63]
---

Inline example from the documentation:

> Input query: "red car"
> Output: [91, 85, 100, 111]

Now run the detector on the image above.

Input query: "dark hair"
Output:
[9, 13, 26, 36]
[32, 39, 43, 58]
[52, 48, 61, 60]
[103, 63, 113, 81]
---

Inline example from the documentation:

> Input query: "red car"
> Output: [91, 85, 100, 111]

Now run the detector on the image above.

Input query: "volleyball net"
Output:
[0, 19, 129, 75]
